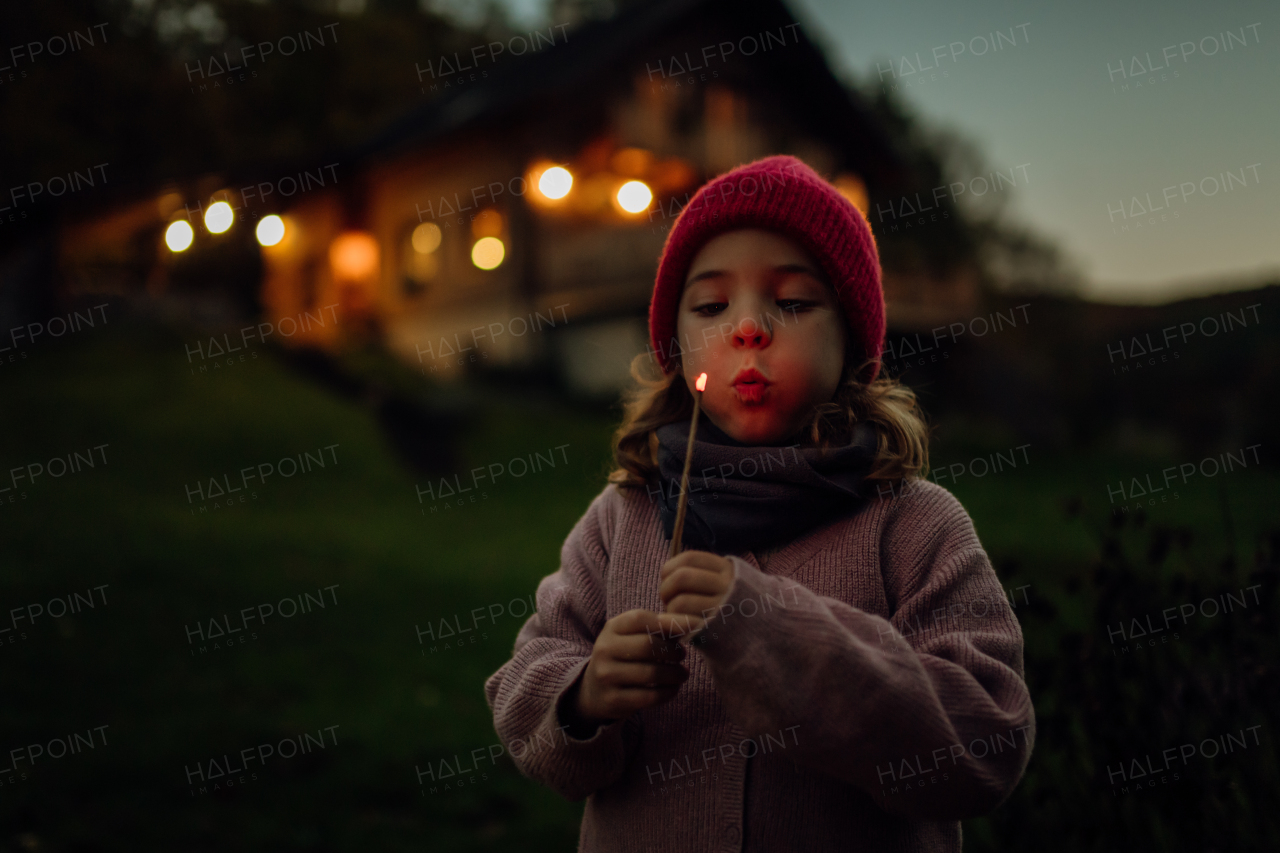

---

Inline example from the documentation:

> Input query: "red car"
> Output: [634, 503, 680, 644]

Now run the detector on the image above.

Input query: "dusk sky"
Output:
[497, 0, 1278, 304]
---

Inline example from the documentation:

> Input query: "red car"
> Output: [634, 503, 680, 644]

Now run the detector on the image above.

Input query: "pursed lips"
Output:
[731, 368, 770, 403]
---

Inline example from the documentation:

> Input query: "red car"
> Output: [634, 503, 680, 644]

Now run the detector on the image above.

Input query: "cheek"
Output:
[679, 317, 718, 345]
[786, 325, 842, 378]
[676, 318, 727, 368]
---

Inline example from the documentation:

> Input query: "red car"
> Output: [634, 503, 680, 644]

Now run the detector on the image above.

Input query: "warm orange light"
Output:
[616, 180, 652, 214]
[834, 173, 869, 217]
[165, 220, 194, 252]
[610, 147, 653, 178]
[412, 222, 442, 253]
[330, 232, 379, 280]
[696, 373, 707, 392]
[256, 215, 286, 247]
[650, 157, 697, 193]
[471, 237, 505, 270]
[204, 201, 234, 234]
[471, 208, 504, 239]
[538, 166, 573, 200]
[157, 192, 183, 217]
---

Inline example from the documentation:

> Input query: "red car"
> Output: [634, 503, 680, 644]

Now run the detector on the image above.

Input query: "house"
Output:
[50, 0, 982, 395]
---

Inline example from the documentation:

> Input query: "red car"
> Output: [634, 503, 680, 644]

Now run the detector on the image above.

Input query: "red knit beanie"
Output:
[648, 154, 885, 383]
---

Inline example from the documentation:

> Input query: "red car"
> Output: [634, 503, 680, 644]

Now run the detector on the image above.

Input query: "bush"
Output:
[968, 501, 1280, 851]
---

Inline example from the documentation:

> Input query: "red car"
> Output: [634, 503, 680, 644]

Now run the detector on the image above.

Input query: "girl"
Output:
[485, 155, 1034, 852]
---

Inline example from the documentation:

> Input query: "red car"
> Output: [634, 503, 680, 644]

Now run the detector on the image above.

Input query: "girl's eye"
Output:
[694, 301, 811, 316]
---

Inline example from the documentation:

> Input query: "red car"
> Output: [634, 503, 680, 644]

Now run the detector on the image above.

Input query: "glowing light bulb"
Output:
[165, 220, 194, 252]
[256, 215, 285, 246]
[412, 221, 442, 253]
[204, 201, 234, 233]
[471, 237, 505, 270]
[538, 166, 573, 200]
[616, 180, 652, 214]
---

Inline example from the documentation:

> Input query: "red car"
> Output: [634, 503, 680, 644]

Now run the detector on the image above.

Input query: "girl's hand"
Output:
[659, 550, 735, 621]
[572, 610, 696, 726]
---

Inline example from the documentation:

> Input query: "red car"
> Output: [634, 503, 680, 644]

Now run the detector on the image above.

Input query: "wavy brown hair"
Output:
[607, 342, 932, 493]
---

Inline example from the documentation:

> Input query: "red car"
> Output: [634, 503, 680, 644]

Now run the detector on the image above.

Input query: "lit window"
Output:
[330, 232, 379, 280]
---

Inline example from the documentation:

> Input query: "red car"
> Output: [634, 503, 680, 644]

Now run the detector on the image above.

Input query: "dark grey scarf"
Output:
[651, 415, 879, 556]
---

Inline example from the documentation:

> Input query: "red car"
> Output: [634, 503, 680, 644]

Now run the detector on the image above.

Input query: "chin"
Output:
[723, 419, 790, 446]
[707, 398, 797, 444]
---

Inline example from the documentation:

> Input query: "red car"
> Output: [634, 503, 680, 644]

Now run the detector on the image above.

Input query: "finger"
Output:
[659, 566, 727, 605]
[611, 609, 702, 639]
[598, 661, 688, 688]
[660, 550, 727, 581]
[658, 553, 691, 582]
[604, 617, 696, 659]
[655, 610, 705, 639]
[652, 612, 706, 643]
[608, 609, 664, 638]
[613, 630, 688, 662]
[604, 684, 683, 716]
[665, 593, 722, 619]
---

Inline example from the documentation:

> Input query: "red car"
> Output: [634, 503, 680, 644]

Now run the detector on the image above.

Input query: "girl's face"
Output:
[675, 228, 847, 446]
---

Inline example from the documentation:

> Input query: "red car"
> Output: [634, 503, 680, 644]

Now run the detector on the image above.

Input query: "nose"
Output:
[732, 312, 772, 350]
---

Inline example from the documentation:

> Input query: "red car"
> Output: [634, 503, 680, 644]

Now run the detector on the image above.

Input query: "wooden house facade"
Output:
[50, 0, 982, 395]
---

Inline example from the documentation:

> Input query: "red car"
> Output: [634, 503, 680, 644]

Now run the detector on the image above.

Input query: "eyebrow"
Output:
[686, 269, 727, 286]
[775, 262, 828, 283]
[685, 263, 828, 287]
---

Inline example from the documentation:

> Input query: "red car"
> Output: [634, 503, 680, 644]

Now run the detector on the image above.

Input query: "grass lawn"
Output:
[2, 319, 1276, 850]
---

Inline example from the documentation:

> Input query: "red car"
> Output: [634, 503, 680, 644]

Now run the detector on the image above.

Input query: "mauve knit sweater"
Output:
[484, 477, 1035, 852]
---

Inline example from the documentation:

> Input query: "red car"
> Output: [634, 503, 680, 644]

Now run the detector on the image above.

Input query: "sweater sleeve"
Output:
[693, 481, 1035, 820]
[483, 485, 638, 801]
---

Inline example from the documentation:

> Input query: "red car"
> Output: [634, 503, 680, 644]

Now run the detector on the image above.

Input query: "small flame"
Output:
[695, 372, 707, 392]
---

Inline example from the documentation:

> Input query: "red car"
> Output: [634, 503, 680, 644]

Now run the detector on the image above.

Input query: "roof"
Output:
[28, 0, 906, 243]
[354, 0, 906, 188]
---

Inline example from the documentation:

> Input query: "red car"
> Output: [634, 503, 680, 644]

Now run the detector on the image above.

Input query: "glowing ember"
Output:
[695, 372, 707, 392]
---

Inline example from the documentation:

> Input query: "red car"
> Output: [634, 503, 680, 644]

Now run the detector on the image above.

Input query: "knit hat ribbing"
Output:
[648, 154, 885, 382]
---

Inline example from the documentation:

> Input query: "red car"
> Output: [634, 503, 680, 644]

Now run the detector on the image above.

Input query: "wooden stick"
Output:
[669, 387, 702, 559]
